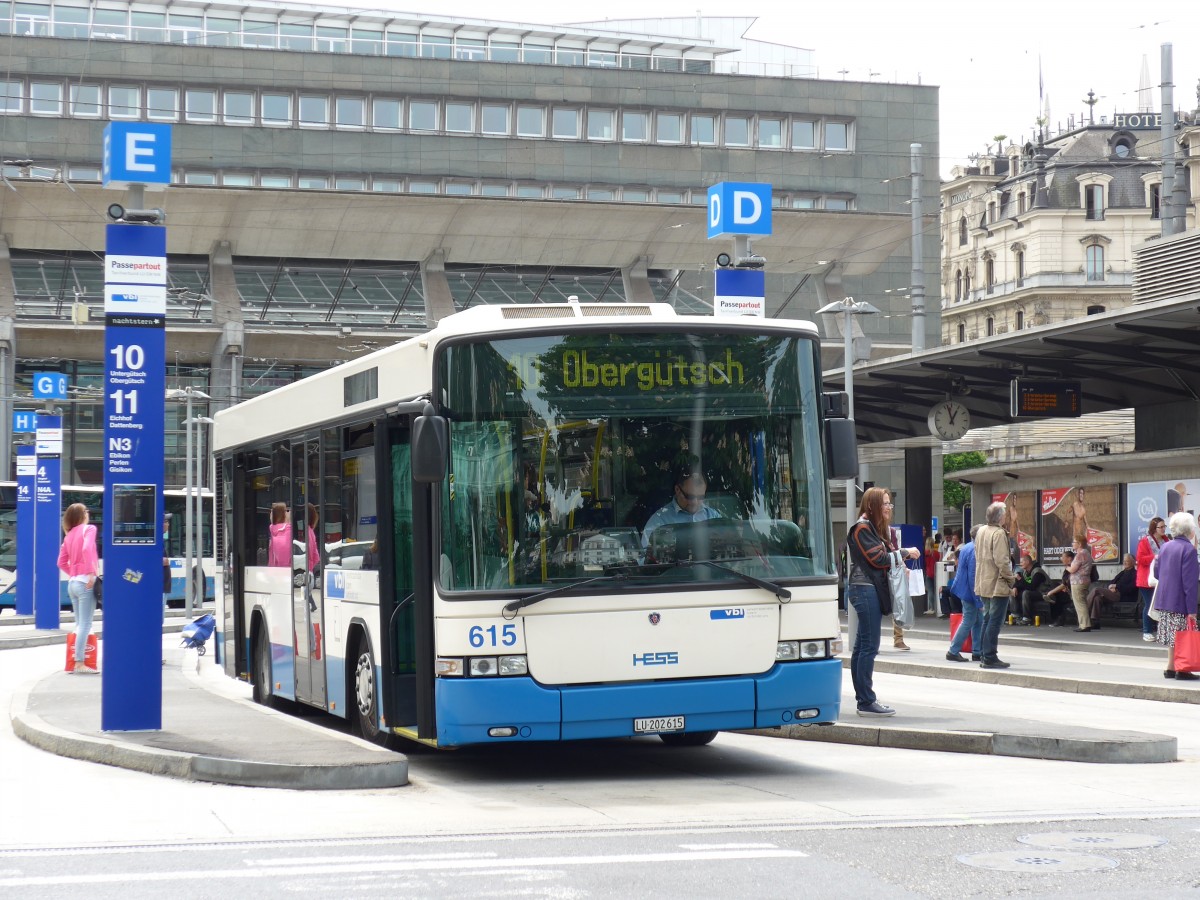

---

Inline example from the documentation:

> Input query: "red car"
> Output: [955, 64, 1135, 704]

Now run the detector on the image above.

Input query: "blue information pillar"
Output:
[101, 120, 170, 731]
[707, 181, 772, 320]
[14, 443, 36, 616]
[33, 412, 63, 629]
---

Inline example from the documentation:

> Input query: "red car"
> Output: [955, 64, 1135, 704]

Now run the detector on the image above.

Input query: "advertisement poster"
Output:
[1040, 485, 1118, 562]
[1125, 479, 1200, 553]
[991, 491, 1038, 562]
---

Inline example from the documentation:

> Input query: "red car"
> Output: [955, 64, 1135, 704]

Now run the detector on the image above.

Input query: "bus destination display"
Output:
[111, 483, 158, 545]
[1010, 378, 1082, 418]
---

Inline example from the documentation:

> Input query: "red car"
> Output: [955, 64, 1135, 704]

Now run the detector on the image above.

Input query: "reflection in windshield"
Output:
[438, 331, 831, 592]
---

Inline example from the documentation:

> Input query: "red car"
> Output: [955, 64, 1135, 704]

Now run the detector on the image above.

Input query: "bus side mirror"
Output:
[411, 407, 448, 484]
[825, 418, 858, 480]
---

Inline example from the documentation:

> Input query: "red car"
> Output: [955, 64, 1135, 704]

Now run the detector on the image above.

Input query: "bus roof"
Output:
[213, 303, 820, 453]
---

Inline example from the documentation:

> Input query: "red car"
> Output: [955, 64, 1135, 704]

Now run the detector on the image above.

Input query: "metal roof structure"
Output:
[825, 293, 1200, 446]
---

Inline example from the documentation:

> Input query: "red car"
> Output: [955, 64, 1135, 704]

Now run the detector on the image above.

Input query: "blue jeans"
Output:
[980, 595, 1009, 662]
[67, 579, 96, 664]
[847, 582, 883, 708]
[950, 602, 983, 656]
[1140, 587, 1155, 636]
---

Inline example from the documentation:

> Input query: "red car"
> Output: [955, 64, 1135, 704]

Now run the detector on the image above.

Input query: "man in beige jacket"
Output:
[974, 501, 1017, 669]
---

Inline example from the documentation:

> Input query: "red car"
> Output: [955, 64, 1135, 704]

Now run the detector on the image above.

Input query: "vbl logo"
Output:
[632, 651, 679, 666]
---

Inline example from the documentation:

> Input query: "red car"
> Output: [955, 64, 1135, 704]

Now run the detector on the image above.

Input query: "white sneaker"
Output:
[1143, 633, 1156, 642]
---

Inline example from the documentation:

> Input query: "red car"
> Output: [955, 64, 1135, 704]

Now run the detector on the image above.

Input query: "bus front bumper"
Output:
[434, 658, 841, 747]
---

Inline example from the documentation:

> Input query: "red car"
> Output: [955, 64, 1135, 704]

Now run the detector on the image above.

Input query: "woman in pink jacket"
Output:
[57, 503, 100, 673]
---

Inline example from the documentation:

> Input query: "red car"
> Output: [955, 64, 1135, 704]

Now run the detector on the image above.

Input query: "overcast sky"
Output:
[356, 0, 1200, 178]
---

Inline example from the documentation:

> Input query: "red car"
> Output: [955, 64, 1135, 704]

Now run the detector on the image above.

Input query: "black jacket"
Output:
[846, 520, 895, 616]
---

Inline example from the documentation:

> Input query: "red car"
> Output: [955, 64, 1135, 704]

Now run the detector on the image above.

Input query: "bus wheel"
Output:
[659, 730, 718, 747]
[353, 639, 381, 742]
[252, 629, 275, 707]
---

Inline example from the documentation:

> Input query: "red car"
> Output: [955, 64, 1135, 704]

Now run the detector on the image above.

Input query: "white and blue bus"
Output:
[212, 302, 857, 748]
[0, 484, 215, 609]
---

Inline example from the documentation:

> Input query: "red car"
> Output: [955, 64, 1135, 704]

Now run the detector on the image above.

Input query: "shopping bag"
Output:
[65, 633, 98, 672]
[907, 566, 924, 597]
[949, 611, 973, 652]
[889, 557, 914, 629]
[1174, 620, 1200, 673]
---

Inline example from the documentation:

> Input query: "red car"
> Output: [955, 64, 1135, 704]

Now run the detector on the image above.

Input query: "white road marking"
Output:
[0, 849, 807, 887]
[677, 843, 779, 850]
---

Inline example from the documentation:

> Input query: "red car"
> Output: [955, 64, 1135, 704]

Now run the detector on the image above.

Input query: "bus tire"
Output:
[659, 730, 718, 747]
[252, 627, 275, 708]
[352, 637, 382, 743]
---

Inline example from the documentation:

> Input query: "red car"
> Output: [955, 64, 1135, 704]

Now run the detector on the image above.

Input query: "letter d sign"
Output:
[706, 182, 772, 238]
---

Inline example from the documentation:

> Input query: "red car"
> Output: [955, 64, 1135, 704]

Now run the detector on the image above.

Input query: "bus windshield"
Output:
[437, 330, 833, 594]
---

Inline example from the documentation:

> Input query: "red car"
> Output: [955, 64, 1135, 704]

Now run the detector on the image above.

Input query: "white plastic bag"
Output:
[889, 556, 914, 629]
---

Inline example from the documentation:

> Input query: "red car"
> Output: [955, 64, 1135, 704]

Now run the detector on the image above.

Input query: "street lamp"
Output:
[816, 296, 880, 533]
[167, 387, 211, 617]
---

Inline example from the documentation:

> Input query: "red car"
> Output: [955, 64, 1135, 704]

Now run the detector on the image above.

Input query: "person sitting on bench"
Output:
[1086, 553, 1137, 626]
[1012, 554, 1050, 625]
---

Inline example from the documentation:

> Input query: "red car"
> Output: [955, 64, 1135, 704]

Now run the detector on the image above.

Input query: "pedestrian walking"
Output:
[57, 503, 100, 674]
[946, 525, 982, 662]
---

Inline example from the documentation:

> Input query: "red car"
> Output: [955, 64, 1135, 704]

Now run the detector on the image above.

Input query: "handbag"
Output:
[92, 575, 103, 604]
[888, 553, 914, 629]
[907, 566, 925, 598]
[1174, 620, 1200, 673]
[1147, 558, 1162, 622]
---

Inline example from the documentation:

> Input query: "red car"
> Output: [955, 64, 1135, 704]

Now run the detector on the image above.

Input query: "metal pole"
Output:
[193, 418, 203, 611]
[909, 143, 925, 352]
[184, 389, 194, 617]
[844, 304, 856, 537]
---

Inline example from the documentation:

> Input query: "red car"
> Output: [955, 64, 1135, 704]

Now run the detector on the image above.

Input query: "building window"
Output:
[372, 178, 402, 192]
[70, 84, 101, 117]
[516, 105, 544, 137]
[985, 317, 994, 337]
[825, 121, 850, 150]
[222, 173, 255, 187]
[1018, 191, 1027, 214]
[444, 182, 473, 196]
[260, 174, 293, 188]
[480, 183, 508, 197]
[298, 95, 329, 126]
[985, 258, 995, 294]
[656, 112, 683, 144]
[1087, 304, 1106, 315]
[987, 201, 996, 224]
[691, 114, 717, 145]
[957, 323, 966, 343]
[954, 270, 962, 302]
[587, 188, 614, 200]
[1150, 183, 1161, 219]
[298, 175, 329, 189]
[791, 196, 815, 209]
[481, 104, 510, 135]
[958, 217, 967, 246]
[421, 35, 451, 59]
[372, 98, 400, 130]
[185, 89, 216, 122]
[409, 100, 439, 131]
[446, 102, 475, 133]
[335, 97, 366, 128]
[1015, 310, 1025, 330]
[791, 120, 816, 149]
[963, 271, 972, 297]
[759, 118, 783, 149]
[184, 171, 217, 185]
[657, 190, 683, 204]
[262, 93, 292, 126]
[551, 107, 580, 139]
[146, 87, 178, 121]
[587, 109, 614, 140]
[30, 82, 63, 115]
[623, 189, 650, 202]
[724, 115, 750, 147]
[1084, 184, 1104, 220]
[223, 91, 255, 125]
[824, 198, 850, 211]
[1085, 244, 1105, 281]
[408, 181, 438, 194]
[1015, 250, 1024, 286]
[622, 110, 649, 142]
[108, 86, 141, 119]
[515, 185, 543, 198]
[552, 186, 579, 200]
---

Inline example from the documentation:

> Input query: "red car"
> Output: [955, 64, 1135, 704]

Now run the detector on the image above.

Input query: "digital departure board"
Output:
[1010, 378, 1082, 418]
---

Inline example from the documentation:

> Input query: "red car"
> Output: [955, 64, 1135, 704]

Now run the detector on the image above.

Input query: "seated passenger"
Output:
[642, 464, 722, 553]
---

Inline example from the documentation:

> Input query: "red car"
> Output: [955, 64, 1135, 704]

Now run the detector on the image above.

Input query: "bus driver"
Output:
[642, 463, 723, 552]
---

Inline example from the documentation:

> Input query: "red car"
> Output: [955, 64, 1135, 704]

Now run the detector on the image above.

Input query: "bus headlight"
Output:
[776, 641, 800, 661]
[498, 655, 528, 676]
[799, 641, 824, 660]
[469, 657, 499, 676]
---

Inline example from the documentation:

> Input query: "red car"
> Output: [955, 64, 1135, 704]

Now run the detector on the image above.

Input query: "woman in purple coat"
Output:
[1155, 512, 1199, 680]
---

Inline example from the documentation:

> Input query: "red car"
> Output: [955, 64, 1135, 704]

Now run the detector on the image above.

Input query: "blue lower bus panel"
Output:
[434, 659, 841, 747]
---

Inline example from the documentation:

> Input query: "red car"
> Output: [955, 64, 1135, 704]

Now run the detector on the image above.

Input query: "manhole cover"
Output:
[957, 850, 1118, 873]
[1017, 832, 1167, 851]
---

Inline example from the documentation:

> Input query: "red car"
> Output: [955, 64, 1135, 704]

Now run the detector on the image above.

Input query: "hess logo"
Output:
[632, 651, 679, 666]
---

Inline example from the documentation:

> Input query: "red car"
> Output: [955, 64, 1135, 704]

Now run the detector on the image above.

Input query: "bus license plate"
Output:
[634, 715, 685, 734]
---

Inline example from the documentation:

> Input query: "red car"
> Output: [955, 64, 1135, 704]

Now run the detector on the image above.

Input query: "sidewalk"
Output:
[3, 610, 1185, 782]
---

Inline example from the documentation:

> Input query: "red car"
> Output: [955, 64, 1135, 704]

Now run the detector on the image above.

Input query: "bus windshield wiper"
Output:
[647, 559, 791, 603]
[502, 572, 629, 617]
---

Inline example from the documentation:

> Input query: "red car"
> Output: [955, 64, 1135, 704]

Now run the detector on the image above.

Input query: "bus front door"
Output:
[292, 437, 327, 708]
